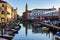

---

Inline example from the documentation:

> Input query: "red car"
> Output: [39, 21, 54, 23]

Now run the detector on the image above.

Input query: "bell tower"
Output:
[25, 3, 28, 20]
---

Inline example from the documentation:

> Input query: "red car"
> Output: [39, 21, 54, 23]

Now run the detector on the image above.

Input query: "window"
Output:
[1, 18, 5, 23]
[7, 12, 10, 15]
[2, 4, 4, 7]
[1, 11, 5, 14]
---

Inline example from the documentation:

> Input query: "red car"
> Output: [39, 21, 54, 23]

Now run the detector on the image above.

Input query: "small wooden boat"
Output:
[42, 27, 49, 31]
[6, 30, 15, 36]
[15, 26, 20, 30]
[55, 32, 60, 40]
[0, 33, 14, 40]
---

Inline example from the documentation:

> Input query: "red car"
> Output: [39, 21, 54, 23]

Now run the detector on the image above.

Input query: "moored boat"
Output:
[42, 27, 49, 31]
[55, 32, 60, 40]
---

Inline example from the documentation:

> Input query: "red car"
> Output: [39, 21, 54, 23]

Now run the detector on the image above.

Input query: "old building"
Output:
[23, 8, 56, 20]
[42, 10, 59, 20]
[14, 8, 17, 20]
[31, 8, 56, 19]
[0, 0, 17, 23]
[23, 3, 28, 21]
[41, 8, 60, 20]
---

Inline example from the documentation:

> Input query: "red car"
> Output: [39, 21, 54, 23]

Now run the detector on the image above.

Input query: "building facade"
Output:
[0, 0, 17, 23]
[42, 11, 59, 20]
[31, 8, 56, 19]
[14, 8, 17, 20]
[23, 8, 56, 20]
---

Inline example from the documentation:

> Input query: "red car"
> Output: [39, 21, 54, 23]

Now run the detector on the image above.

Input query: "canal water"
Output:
[12, 23, 56, 40]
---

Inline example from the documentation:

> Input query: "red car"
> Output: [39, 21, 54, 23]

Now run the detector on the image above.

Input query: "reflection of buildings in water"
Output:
[23, 22, 33, 36]
[50, 32, 57, 40]
[23, 22, 32, 29]
[23, 22, 55, 40]
[27, 23, 32, 29]
[23, 22, 26, 27]
[24, 22, 28, 36]
[32, 27, 55, 39]
[51, 31, 57, 36]
[32, 27, 45, 33]
[45, 30, 56, 40]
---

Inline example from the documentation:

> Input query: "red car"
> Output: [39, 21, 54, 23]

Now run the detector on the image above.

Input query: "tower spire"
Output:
[25, 2, 28, 20]
[25, 3, 28, 12]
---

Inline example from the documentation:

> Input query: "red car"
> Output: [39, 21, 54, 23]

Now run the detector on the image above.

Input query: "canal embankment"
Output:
[40, 22, 60, 31]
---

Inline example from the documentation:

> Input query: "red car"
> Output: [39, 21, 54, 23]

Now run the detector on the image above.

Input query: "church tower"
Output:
[25, 3, 28, 20]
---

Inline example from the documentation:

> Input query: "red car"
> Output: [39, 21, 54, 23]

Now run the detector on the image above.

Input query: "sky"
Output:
[3, 0, 60, 16]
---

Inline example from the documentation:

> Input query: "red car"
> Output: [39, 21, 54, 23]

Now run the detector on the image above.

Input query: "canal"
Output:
[12, 23, 56, 40]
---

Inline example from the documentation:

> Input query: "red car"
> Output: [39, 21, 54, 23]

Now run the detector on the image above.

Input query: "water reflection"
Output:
[12, 22, 57, 40]
[24, 22, 28, 36]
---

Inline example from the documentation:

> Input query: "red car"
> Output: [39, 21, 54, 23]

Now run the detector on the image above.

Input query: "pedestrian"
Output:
[1, 22, 6, 36]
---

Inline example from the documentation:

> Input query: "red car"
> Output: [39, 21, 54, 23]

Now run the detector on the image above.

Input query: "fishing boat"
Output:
[55, 32, 60, 40]
[42, 27, 49, 31]
[0, 33, 14, 40]
[15, 24, 21, 30]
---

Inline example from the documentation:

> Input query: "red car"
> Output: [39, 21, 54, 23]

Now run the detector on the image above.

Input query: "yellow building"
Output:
[0, 0, 17, 23]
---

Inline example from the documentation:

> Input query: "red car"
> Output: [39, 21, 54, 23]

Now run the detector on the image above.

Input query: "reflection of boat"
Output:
[55, 32, 60, 40]
[32, 22, 42, 27]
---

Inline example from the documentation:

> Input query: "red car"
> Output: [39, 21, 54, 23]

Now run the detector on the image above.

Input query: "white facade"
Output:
[28, 11, 32, 19]
[42, 11, 59, 17]
[28, 8, 56, 19]
[31, 9, 43, 19]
